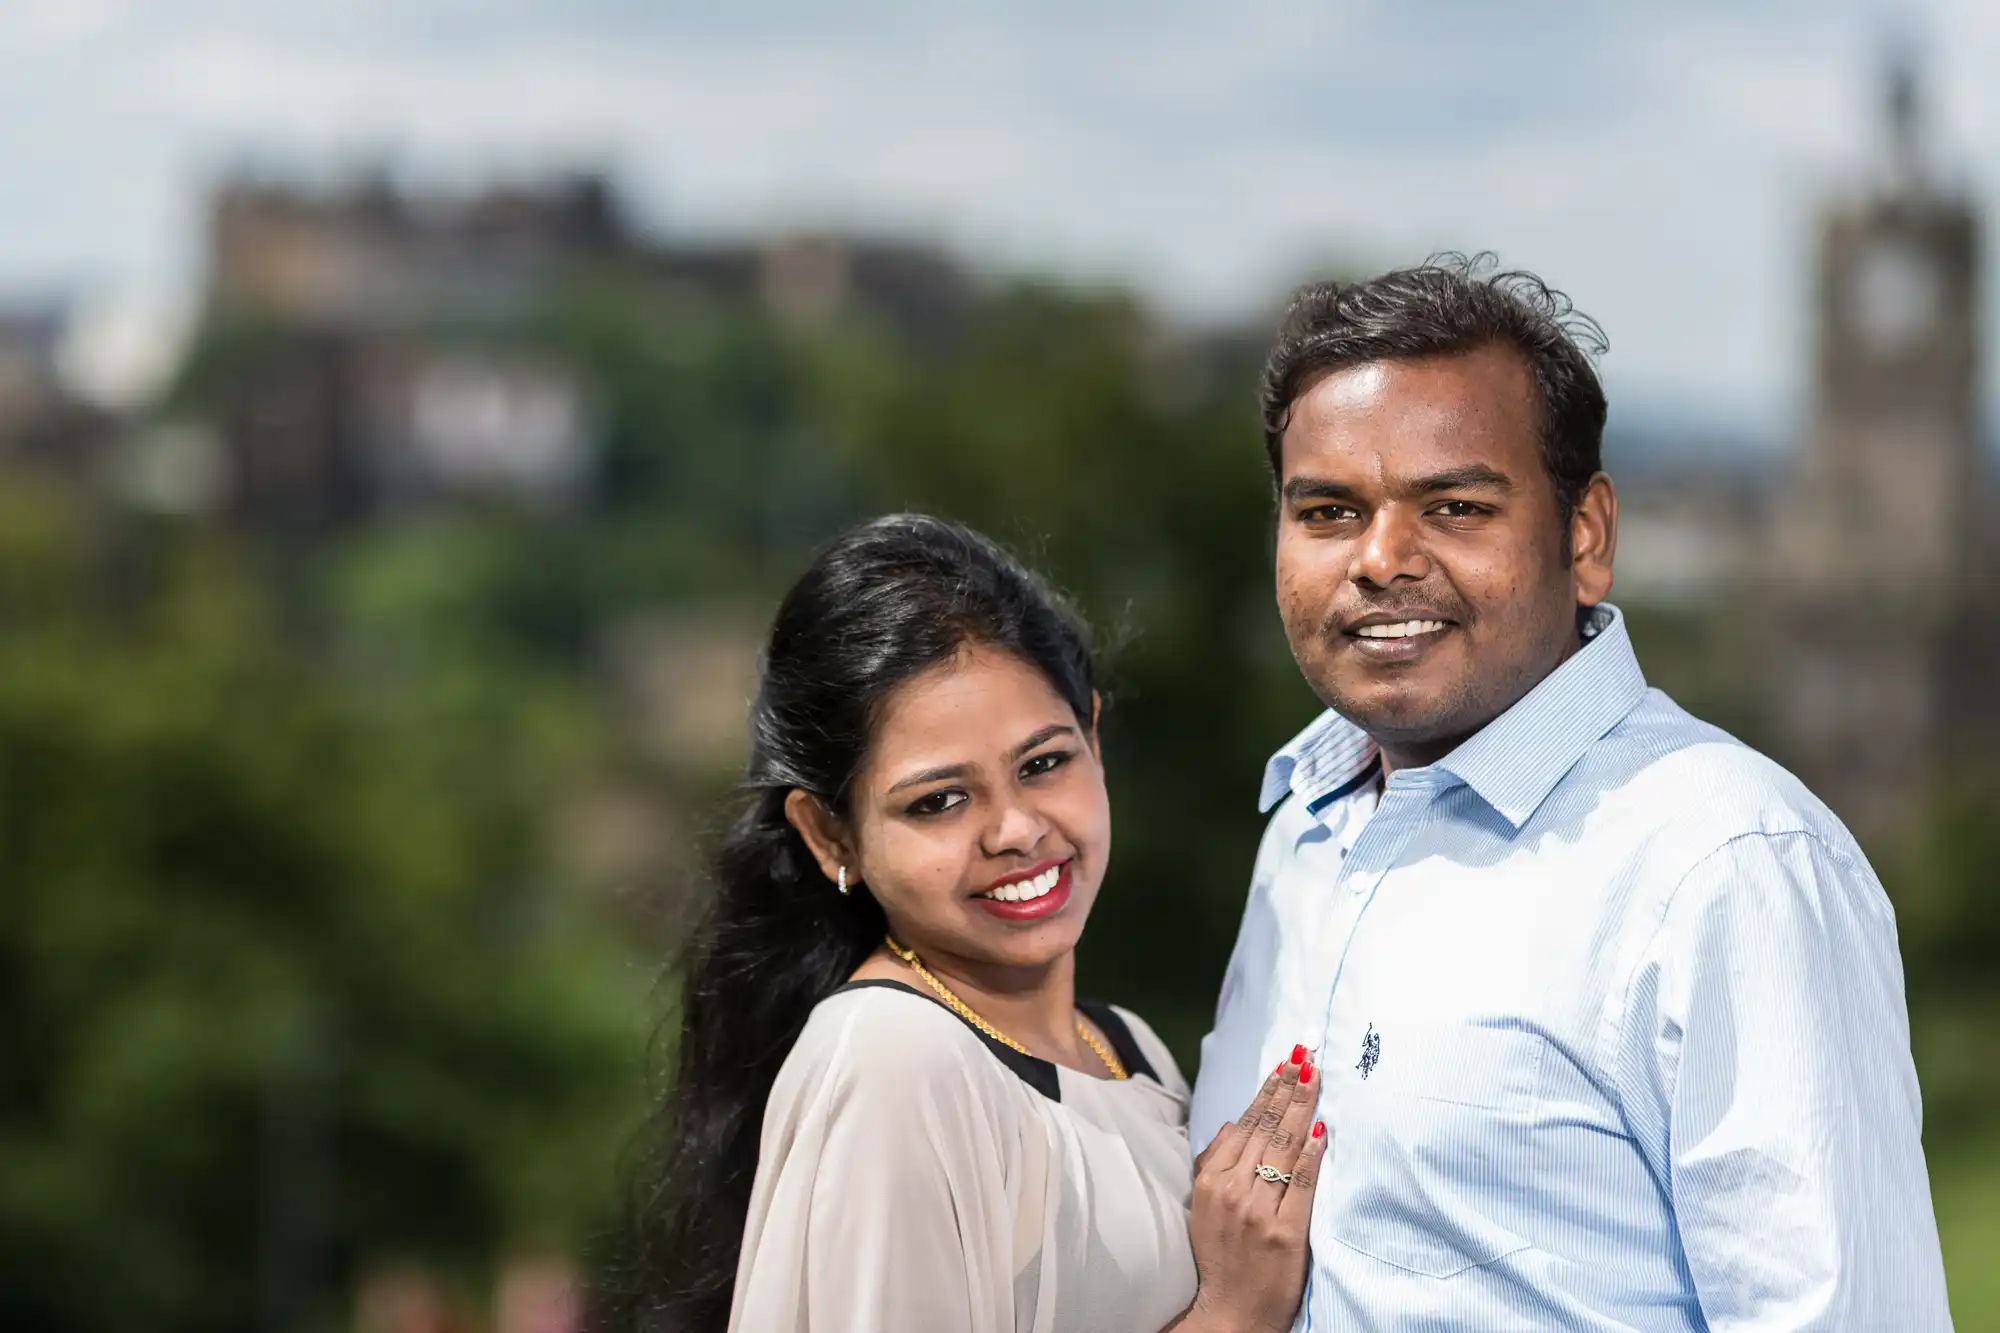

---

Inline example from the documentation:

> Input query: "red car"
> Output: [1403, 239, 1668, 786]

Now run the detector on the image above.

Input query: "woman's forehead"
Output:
[868, 650, 1073, 763]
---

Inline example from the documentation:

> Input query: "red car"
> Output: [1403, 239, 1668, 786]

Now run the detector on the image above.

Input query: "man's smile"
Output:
[1351, 619, 1449, 639]
[1335, 610, 1461, 663]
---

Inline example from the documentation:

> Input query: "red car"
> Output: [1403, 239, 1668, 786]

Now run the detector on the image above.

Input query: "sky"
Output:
[2, 0, 1995, 435]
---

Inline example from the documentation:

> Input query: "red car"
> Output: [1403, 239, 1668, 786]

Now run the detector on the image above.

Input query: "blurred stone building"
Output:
[196, 173, 619, 526]
[1770, 59, 1997, 835]
[186, 171, 973, 529]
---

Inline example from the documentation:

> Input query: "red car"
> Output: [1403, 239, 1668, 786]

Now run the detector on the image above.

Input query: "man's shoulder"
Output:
[1590, 688, 1859, 854]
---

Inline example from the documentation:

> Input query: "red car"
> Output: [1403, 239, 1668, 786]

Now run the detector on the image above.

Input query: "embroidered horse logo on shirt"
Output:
[1356, 1023, 1381, 1079]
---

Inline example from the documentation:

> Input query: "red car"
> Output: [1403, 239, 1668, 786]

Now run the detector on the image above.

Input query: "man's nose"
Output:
[1347, 507, 1432, 588]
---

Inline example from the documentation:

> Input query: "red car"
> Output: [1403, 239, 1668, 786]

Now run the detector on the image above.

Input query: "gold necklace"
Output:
[883, 935, 1128, 1080]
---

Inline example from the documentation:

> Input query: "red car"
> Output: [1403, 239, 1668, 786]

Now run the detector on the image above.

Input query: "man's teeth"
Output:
[1354, 619, 1448, 639]
[982, 864, 1063, 902]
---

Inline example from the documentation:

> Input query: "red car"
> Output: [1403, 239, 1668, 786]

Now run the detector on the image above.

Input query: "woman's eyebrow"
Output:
[1008, 723, 1075, 761]
[884, 723, 1077, 795]
[886, 762, 971, 795]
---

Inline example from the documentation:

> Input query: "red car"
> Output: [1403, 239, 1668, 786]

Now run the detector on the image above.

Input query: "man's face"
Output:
[1274, 343, 1615, 766]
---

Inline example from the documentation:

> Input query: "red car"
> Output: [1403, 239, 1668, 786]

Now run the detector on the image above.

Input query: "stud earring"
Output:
[837, 865, 851, 896]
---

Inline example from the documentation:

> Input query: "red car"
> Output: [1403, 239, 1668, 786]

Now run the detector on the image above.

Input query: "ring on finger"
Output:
[1254, 1164, 1292, 1184]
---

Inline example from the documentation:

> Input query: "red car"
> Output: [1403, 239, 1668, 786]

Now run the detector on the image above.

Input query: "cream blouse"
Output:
[729, 981, 1198, 1333]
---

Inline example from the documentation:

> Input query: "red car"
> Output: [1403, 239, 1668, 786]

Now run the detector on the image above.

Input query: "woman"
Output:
[625, 515, 1324, 1333]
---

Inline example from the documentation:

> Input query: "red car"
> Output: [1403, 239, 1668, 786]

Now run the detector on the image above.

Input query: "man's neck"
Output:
[1378, 735, 1461, 778]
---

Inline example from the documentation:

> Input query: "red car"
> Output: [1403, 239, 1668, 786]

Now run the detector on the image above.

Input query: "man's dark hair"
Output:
[1258, 254, 1609, 517]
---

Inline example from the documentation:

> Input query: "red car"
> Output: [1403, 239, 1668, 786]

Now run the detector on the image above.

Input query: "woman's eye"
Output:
[907, 790, 967, 817]
[1020, 751, 1069, 780]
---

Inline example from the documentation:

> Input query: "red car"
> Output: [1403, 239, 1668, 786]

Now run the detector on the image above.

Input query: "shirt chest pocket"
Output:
[1322, 1022, 1546, 1278]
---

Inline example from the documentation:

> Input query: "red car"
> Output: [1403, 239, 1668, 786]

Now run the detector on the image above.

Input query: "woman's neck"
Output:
[864, 937, 1086, 1070]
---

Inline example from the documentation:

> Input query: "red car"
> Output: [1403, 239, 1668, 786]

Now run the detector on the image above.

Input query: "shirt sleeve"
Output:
[730, 998, 1028, 1333]
[1616, 830, 1952, 1331]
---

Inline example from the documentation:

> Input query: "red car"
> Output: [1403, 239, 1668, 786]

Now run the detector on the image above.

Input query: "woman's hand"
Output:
[1169, 1051, 1327, 1333]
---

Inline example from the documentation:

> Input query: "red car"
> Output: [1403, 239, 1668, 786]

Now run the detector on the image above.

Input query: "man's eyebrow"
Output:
[1281, 467, 1514, 504]
[1281, 476, 1362, 504]
[884, 725, 1077, 795]
[1408, 464, 1515, 495]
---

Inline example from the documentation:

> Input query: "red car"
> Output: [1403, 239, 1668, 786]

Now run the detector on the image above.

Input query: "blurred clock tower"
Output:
[1773, 52, 1991, 836]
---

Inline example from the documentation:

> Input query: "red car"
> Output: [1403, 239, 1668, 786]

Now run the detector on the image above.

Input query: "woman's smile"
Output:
[973, 858, 1073, 921]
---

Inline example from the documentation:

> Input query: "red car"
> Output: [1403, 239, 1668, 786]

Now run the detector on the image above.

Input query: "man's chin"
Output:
[1318, 675, 1475, 751]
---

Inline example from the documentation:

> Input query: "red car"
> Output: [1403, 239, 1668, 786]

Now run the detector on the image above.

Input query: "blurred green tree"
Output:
[0, 485, 643, 1333]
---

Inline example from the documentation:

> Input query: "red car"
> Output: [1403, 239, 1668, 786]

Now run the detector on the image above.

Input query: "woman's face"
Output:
[841, 646, 1110, 972]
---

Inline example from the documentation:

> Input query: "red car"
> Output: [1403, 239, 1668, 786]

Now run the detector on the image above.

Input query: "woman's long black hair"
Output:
[610, 514, 1096, 1333]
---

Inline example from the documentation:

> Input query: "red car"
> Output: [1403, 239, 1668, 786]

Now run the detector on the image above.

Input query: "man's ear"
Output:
[1570, 472, 1617, 606]
[784, 789, 856, 887]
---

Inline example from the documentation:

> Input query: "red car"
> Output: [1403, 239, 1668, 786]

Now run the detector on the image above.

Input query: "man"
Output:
[1187, 260, 1952, 1330]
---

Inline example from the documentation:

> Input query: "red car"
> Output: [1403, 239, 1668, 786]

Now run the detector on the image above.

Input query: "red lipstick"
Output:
[973, 859, 1072, 922]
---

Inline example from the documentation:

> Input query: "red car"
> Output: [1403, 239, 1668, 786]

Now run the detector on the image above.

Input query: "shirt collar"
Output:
[1258, 604, 1647, 827]
[1433, 603, 1646, 827]
[1260, 711, 1377, 813]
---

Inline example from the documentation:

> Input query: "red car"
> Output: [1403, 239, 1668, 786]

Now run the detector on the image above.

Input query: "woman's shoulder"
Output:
[756, 982, 1044, 1170]
[788, 980, 1014, 1091]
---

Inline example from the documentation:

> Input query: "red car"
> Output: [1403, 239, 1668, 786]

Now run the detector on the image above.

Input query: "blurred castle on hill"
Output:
[211, 173, 626, 328]
[192, 169, 975, 527]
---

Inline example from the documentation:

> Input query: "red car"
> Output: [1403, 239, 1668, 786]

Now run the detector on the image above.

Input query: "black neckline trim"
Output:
[1075, 998, 1160, 1084]
[829, 979, 1160, 1101]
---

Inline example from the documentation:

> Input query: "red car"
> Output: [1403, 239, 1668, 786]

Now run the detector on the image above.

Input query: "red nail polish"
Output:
[1312, 1120, 1326, 1139]
[1290, 1043, 1308, 1065]
[1274, 1060, 1285, 1075]
[1299, 1060, 1314, 1083]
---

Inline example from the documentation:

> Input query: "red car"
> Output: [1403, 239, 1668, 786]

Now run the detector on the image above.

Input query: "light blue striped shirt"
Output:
[1188, 604, 1952, 1331]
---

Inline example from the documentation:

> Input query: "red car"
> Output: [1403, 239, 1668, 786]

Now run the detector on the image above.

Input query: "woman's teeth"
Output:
[1354, 619, 1448, 639]
[981, 864, 1062, 902]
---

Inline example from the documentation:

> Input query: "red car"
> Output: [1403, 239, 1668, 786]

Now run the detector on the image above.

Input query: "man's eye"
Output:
[907, 790, 967, 817]
[1433, 501, 1488, 518]
[1020, 751, 1069, 780]
[1299, 505, 1354, 523]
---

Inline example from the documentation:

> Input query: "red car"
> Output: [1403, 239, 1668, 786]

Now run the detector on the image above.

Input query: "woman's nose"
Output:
[984, 797, 1049, 857]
